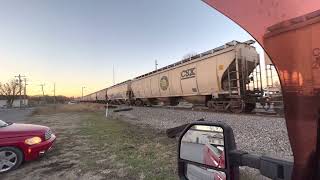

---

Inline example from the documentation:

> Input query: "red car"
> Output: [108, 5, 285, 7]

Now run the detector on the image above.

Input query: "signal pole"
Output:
[15, 74, 25, 108]
[155, 60, 158, 70]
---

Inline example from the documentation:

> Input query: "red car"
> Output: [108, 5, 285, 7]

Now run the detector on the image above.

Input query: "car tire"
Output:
[0, 147, 24, 173]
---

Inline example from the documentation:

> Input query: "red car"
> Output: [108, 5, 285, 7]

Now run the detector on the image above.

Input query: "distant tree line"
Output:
[29, 95, 73, 105]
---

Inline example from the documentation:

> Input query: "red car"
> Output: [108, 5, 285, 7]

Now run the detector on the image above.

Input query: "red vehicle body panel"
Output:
[0, 123, 56, 161]
[203, 1, 320, 179]
[203, 144, 226, 180]
[203, 145, 225, 169]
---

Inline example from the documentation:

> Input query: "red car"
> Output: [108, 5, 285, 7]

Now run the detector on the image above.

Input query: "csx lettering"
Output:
[312, 48, 320, 69]
[181, 68, 196, 79]
[313, 48, 320, 57]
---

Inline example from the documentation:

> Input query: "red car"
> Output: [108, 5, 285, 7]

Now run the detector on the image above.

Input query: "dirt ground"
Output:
[1, 105, 177, 180]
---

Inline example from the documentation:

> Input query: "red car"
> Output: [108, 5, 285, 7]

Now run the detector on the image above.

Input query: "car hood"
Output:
[0, 123, 48, 139]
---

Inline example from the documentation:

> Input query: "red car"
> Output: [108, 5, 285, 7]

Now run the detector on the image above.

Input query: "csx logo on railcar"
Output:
[181, 68, 196, 80]
[160, 76, 169, 91]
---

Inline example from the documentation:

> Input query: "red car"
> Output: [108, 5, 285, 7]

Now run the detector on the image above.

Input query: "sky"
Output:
[0, 0, 265, 97]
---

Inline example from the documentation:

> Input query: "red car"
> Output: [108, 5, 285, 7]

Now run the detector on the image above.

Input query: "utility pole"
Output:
[82, 86, 86, 100]
[15, 74, 25, 108]
[24, 78, 28, 106]
[39, 83, 45, 104]
[40, 84, 45, 97]
[155, 60, 158, 70]
[113, 65, 115, 85]
[53, 83, 56, 104]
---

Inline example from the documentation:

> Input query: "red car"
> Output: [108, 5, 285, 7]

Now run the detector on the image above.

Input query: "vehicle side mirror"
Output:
[178, 122, 238, 180]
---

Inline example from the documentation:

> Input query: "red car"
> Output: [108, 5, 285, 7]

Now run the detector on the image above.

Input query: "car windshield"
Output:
[0, 120, 9, 127]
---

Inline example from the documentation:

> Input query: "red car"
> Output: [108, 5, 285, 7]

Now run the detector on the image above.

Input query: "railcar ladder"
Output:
[266, 64, 274, 87]
[227, 57, 241, 96]
[227, 55, 263, 97]
[246, 58, 263, 93]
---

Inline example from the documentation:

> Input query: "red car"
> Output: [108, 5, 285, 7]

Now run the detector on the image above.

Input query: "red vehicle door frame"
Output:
[202, 1, 320, 180]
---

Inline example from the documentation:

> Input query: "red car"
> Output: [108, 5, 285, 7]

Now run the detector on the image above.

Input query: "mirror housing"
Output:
[178, 121, 239, 180]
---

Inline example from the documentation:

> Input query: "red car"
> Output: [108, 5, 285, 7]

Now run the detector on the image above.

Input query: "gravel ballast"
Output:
[111, 106, 292, 180]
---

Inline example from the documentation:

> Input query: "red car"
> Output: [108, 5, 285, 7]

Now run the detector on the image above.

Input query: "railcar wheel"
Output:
[125, 100, 131, 106]
[229, 100, 244, 113]
[207, 101, 217, 111]
[135, 99, 143, 106]
[244, 103, 256, 113]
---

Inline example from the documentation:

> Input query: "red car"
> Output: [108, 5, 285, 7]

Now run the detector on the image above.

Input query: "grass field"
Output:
[3, 104, 263, 180]
[3, 104, 177, 180]
[78, 112, 177, 179]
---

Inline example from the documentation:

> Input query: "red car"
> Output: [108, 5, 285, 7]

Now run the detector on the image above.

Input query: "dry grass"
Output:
[4, 104, 177, 180]
[78, 113, 177, 179]
[32, 104, 106, 115]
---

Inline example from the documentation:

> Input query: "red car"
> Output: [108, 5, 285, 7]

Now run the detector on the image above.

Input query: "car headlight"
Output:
[25, 137, 42, 145]
[45, 129, 52, 140]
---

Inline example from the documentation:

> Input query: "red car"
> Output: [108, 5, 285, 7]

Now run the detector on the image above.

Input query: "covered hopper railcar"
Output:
[83, 40, 263, 113]
[106, 80, 132, 105]
[81, 92, 97, 103]
[130, 40, 262, 112]
[96, 88, 107, 103]
[90, 93, 97, 102]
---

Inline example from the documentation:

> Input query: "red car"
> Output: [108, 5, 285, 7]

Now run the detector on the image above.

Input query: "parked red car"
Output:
[203, 144, 225, 169]
[202, 144, 226, 180]
[0, 119, 56, 173]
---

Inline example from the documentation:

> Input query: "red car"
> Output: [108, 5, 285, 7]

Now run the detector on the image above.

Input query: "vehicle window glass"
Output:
[0, 120, 8, 127]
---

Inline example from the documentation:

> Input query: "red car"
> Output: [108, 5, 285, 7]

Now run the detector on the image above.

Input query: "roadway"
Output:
[0, 108, 34, 122]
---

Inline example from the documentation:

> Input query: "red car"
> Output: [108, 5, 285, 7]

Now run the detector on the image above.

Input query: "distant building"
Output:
[0, 95, 28, 108]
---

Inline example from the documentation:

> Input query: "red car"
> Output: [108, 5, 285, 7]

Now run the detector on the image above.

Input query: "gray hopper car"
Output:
[82, 40, 263, 113]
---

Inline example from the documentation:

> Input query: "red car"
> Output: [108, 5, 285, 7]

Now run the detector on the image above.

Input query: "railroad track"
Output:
[112, 103, 284, 118]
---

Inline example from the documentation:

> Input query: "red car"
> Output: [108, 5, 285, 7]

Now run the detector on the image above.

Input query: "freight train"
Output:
[81, 40, 265, 113]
